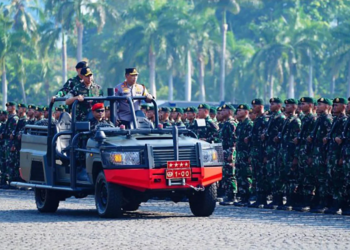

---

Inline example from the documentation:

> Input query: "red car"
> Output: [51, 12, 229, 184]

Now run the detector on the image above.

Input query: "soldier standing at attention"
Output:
[26, 104, 36, 124]
[233, 104, 253, 206]
[158, 107, 172, 128]
[2, 102, 19, 185]
[323, 98, 348, 215]
[114, 68, 153, 128]
[0, 111, 8, 188]
[216, 107, 224, 129]
[246, 99, 268, 208]
[219, 104, 238, 205]
[262, 98, 286, 209]
[193, 104, 220, 143]
[293, 97, 316, 212]
[274, 99, 301, 211]
[51, 61, 87, 102]
[338, 97, 350, 215]
[10, 103, 28, 182]
[66, 67, 103, 121]
[210, 107, 218, 125]
[308, 98, 333, 213]
[181, 109, 188, 125]
[185, 107, 197, 130]
[146, 106, 156, 126]
[171, 108, 185, 127]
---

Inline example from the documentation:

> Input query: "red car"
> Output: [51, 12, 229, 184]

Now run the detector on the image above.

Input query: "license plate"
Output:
[167, 160, 190, 169]
[166, 169, 191, 179]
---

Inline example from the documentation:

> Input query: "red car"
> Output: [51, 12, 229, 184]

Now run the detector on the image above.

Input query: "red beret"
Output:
[92, 103, 104, 111]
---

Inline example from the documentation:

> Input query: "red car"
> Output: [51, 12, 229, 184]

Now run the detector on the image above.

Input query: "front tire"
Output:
[95, 171, 123, 218]
[189, 183, 217, 217]
[35, 188, 60, 213]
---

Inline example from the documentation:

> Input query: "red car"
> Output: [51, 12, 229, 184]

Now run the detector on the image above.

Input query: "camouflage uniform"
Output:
[173, 120, 185, 127]
[54, 75, 82, 98]
[326, 113, 347, 205]
[341, 114, 350, 214]
[12, 114, 27, 180]
[263, 110, 285, 196]
[0, 117, 7, 185]
[275, 113, 301, 209]
[248, 113, 268, 200]
[186, 120, 196, 130]
[309, 112, 332, 212]
[220, 117, 237, 200]
[295, 112, 316, 197]
[67, 82, 103, 121]
[4, 113, 19, 182]
[235, 117, 253, 203]
[161, 119, 172, 128]
[89, 117, 115, 131]
[193, 116, 220, 143]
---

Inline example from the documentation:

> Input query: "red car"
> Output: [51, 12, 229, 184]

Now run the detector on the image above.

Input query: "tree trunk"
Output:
[331, 75, 336, 95]
[185, 50, 192, 101]
[1, 59, 7, 109]
[308, 49, 314, 97]
[148, 47, 156, 98]
[198, 53, 205, 102]
[269, 74, 274, 98]
[168, 72, 173, 101]
[62, 31, 67, 83]
[220, 9, 227, 102]
[347, 63, 350, 98]
[76, 20, 83, 62]
[20, 64, 27, 104]
[288, 69, 295, 98]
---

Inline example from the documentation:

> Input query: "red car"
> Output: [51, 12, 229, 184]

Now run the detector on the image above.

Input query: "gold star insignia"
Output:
[240, 105, 243, 109]
[199, 104, 203, 108]
[223, 105, 226, 108]
[36, 107, 38, 110]
[252, 100, 255, 104]
[132, 69, 137, 74]
[336, 98, 339, 102]
[301, 98, 304, 102]
[187, 108, 190, 111]
[271, 98, 274, 102]
[285, 100, 288, 104]
[320, 98, 324, 101]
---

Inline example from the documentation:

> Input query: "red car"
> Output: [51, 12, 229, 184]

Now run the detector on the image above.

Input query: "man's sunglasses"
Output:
[95, 109, 105, 113]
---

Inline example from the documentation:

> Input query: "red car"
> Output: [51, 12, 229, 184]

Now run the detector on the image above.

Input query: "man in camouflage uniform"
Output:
[10, 103, 28, 182]
[262, 98, 286, 209]
[209, 107, 218, 125]
[192, 104, 220, 143]
[233, 104, 253, 206]
[158, 107, 172, 128]
[66, 67, 103, 121]
[322, 97, 348, 214]
[52, 61, 87, 102]
[185, 107, 197, 131]
[0, 111, 8, 188]
[293, 97, 316, 212]
[273, 99, 301, 211]
[218, 104, 238, 205]
[216, 107, 224, 130]
[27, 104, 36, 124]
[2, 102, 19, 185]
[146, 106, 156, 126]
[308, 98, 333, 213]
[170, 108, 185, 127]
[34, 106, 45, 124]
[340, 97, 350, 215]
[246, 99, 268, 208]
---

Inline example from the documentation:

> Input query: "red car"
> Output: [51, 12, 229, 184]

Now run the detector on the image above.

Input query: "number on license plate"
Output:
[166, 169, 191, 179]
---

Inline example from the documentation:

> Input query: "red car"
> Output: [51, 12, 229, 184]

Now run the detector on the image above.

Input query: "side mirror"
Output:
[75, 122, 90, 131]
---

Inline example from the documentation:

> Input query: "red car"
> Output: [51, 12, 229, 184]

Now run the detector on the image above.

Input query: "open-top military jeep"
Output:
[11, 89, 223, 218]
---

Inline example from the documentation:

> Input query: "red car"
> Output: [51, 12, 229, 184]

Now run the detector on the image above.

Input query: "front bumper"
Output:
[104, 167, 222, 192]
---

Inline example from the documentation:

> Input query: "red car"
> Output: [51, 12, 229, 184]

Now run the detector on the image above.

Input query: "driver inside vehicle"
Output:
[89, 103, 115, 131]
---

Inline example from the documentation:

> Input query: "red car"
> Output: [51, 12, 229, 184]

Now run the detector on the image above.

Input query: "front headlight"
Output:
[202, 148, 218, 165]
[105, 151, 141, 166]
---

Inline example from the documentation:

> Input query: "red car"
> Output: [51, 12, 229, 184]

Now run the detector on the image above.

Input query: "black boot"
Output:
[248, 193, 267, 208]
[324, 199, 342, 215]
[310, 197, 328, 213]
[234, 194, 249, 207]
[278, 194, 294, 211]
[265, 194, 283, 209]
[219, 194, 237, 206]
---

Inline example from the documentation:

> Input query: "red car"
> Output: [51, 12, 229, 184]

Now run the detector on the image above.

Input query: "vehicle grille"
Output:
[152, 146, 199, 168]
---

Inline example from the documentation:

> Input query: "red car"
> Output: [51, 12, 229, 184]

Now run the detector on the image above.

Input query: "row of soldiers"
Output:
[143, 97, 350, 216]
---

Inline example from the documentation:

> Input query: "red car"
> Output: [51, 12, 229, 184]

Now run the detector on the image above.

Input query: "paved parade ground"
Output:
[1, 190, 350, 250]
